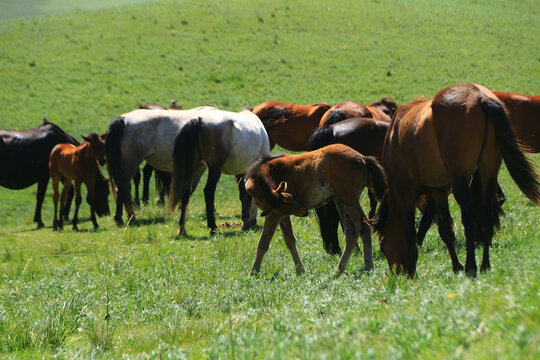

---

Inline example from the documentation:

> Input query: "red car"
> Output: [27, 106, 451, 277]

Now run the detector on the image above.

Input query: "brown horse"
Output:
[374, 83, 540, 277]
[251, 101, 331, 151]
[245, 144, 386, 275]
[493, 91, 540, 153]
[307, 117, 390, 254]
[318, 99, 397, 127]
[50, 133, 109, 231]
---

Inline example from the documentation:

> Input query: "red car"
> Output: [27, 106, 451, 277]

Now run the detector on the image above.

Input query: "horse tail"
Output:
[480, 97, 540, 205]
[168, 117, 202, 214]
[364, 156, 387, 201]
[105, 117, 125, 202]
[155, 169, 172, 195]
[323, 110, 347, 126]
[307, 126, 334, 151]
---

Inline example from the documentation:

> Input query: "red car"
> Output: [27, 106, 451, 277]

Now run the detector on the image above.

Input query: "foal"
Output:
[49, 133, 108, 231]
[245, 144, 386, 275]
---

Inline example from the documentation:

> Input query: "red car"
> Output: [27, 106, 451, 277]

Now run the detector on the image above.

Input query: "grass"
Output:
[0, 0, 539, 358]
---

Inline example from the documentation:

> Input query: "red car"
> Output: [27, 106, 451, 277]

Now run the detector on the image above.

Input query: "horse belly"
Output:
[304, 182, 334, 209]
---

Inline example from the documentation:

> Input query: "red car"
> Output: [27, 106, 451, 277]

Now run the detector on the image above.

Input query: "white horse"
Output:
[106, 106, 270, 233]
[166, 108, 271, 235]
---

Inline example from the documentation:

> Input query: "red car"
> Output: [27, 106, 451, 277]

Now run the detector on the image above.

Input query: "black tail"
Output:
[155, 169, 172, 196]
[105, 117, 125, 201]
[480, 97, 540, 205]
[168, 117, 202, 213]
[323, 110, 347, 126]
[307, 126, 335, 151]
[364, 156, 386, 201]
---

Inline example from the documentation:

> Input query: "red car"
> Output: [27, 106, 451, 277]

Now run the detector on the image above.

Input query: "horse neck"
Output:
[79, 142, 98, 165]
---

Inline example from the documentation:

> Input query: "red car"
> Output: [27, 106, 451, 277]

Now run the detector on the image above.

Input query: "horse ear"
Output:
[275, 181, 287, 193]
[100, 132, 108, 140]
[81, 135, 90, 142]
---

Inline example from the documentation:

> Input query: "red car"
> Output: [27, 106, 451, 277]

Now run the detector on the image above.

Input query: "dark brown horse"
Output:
[318, 99, 397, 127]
[493, 91, 540, 153]
[251, 101, 331, 151]
[50, 133, 110, 231]
[0, 117, 79, 228]
[374, 83, 540, 277]
[245, 144, 386, 275]
[307, 117, 390, 254]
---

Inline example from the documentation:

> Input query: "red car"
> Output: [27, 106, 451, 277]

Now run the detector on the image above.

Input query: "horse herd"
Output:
[1, 83, 538, 277]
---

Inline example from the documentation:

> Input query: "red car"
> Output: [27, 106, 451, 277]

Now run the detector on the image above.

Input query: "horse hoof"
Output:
[209, 228, 217, 236]
[241, 218, 257, 231]
[37, 222, 45, 229]
[72, 226, 79, 232]
[114, 217, 124, 226]
[177, 228, 186, 236]
[453, 262, 465, 273]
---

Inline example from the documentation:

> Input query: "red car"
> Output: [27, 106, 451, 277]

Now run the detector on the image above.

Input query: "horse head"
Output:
[93, 171, 110, 217]
[82, 132, 107, 166]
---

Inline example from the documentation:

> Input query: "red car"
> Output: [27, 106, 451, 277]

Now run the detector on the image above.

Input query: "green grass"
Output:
[0, 0, 539, 358]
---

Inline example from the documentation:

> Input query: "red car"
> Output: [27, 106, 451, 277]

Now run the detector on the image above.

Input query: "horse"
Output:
[49, 133, 110, 231]
[131, 101, 181, 205]
[318, 98, 398, 127]
[373, 83, 540, 277]
[250, 101, 331, 151]
[493, 91, 540, 153]
[307, 117, 390, 254]
[415, 91, 539, 247]
[0, 117, 79, 228]
[167, 108, 270, 235]
[106, 106, 269, 231]
[245, 144, 386, 275]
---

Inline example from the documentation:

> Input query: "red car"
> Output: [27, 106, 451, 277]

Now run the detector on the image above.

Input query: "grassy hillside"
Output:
[0, 0, 539, 358]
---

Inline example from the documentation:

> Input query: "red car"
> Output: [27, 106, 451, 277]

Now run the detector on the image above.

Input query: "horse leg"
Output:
[86, 180, 99, 230]
[431, 191, 464, 272]
[477, 168, 500, 272]
[315, 202, 342, 255]
[416, 196, 436, 247]
[336, 202, 373, 272]
[114, 166, 138, 226]
[58, 180, 72, 231]
[279, 216, 305, 274]
[34, 177, 49, 228]
[72, 181, 83, 231]
[133, 167, 141, 206]
[62, 183, 74, 221]
[452, 176, 477, 276]
[177, 165, 206, 236]
[203, 167, 222, 235]
[52, 176, 60, 231]
[250, 214, 281, 275]
[142, 163, 153, 204]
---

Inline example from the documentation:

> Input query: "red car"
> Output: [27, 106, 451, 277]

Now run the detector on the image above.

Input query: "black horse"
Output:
[0, 117, 80, 228]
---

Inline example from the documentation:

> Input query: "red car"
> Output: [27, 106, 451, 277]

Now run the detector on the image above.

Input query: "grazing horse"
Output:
[250, 101, 331, 151]
[0, 117, 79, 228]
[318, 98, 398, 127]
[493, 91, 540, 153]
[307, 117, 390, 254]
[167, 109, 270, 235]
[245, 144, 386, 274]
[49, 133, 110, 231]
[373, 83, 540, 277]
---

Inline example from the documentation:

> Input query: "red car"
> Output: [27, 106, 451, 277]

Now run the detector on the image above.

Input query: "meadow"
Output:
[0, 0, 539, 358]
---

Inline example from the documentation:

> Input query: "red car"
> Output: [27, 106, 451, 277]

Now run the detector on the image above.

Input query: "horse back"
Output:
[0, 123, 78, 189]
[493, 91, 540, 153]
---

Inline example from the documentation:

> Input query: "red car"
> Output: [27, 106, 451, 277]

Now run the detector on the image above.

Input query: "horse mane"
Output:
[41, 119, 80, 145]
[246, 153, 285, 180]
[371, 190, 389, 232]
[246, 153, 286, 204]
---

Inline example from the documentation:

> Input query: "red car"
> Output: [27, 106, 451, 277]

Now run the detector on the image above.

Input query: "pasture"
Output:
[0, 0, 539, 358]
